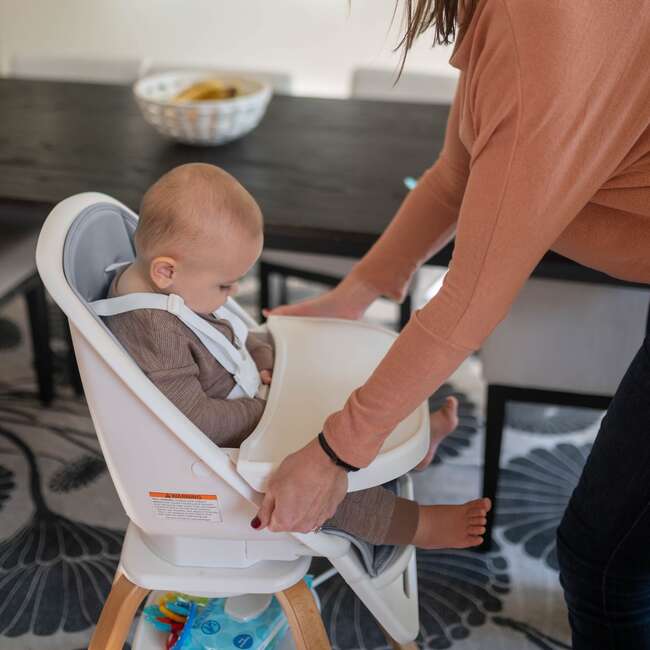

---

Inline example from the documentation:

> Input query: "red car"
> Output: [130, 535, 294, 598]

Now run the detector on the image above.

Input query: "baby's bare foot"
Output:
[412, 498, 492, 549]
[414, 396, 459, 471]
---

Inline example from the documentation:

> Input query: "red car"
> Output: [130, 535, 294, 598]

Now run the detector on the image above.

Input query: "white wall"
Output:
[0, 0, 458, 97]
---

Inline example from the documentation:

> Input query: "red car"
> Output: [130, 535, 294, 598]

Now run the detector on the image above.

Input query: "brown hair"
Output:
[394, 0, 477, 75]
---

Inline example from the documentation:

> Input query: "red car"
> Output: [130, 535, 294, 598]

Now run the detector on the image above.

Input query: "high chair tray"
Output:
[238, 316, 430, 492]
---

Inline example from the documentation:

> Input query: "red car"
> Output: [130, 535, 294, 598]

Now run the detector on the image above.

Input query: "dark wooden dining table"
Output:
[0, 77, 637, 287]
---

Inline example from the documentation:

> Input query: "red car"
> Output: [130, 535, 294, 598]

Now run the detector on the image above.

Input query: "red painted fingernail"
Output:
[251, 517, 261, 529]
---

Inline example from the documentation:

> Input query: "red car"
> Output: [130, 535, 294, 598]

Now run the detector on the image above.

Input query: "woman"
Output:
[254, 1, 650, 646]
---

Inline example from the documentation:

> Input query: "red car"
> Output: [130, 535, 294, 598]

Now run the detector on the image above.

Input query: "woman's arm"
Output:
[323, 0, 622, 468]
[256, 0, 633, 531]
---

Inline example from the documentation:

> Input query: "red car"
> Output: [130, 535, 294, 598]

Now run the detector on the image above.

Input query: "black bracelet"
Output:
[317, 432, 361, 472]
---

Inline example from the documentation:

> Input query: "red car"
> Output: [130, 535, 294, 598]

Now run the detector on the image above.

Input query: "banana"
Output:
[173, 79, 238, 103]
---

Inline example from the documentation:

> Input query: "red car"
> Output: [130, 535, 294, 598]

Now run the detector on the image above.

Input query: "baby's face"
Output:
[170, 228, 263, 315]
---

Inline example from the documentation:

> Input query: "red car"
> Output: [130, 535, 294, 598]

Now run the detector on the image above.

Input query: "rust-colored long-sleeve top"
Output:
[324, 0, 650, 467]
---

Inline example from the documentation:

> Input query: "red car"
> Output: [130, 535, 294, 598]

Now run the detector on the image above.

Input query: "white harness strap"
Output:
[91, 271, 262, 400]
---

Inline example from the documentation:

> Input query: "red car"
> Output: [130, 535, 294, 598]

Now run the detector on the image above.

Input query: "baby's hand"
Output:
[260, 369, 273, 385]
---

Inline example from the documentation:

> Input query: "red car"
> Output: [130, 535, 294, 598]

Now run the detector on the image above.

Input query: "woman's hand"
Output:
[260, 369, 273, 385]
[263, 275, 379, 321]
[253, 437, 348, 533]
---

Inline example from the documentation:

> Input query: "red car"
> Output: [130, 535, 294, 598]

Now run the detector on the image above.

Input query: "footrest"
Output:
[321, 477, 408, 577]
[295, 475, 419, 643]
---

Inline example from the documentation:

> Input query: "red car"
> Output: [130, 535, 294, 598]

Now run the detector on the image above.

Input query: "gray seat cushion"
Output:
[63, 202, 136, 302]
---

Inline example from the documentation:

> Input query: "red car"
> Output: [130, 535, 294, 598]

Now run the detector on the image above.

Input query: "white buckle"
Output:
[166, 293, 184, 315]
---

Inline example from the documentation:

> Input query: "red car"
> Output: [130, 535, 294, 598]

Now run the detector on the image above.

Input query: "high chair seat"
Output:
[120, 523, 312, 597]
[36, 192, 425, 646]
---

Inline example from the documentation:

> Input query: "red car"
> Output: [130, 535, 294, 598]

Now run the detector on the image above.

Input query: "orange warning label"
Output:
[149, 491, 222, 522]
[149, 492, 217, 500]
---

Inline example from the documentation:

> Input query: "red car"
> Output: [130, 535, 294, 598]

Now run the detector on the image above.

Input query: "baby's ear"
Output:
[150, 256, 176, 290]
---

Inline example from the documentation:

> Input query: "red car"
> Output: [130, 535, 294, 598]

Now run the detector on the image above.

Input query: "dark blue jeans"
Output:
[557, 329, 650, 649]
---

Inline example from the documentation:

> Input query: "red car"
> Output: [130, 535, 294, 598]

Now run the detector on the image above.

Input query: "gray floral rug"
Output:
[0, 286, 603, 649]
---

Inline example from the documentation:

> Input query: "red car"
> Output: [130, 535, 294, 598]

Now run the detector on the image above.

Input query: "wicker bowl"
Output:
[133, 71, 273, 146]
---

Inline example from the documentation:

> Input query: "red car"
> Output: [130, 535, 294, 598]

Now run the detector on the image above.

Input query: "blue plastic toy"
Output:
[173, 592, 290, 650]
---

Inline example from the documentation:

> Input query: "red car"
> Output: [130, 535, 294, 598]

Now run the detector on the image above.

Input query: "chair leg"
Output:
[276, 580, 330, 650]
[64, 319, 84, 396]
[277, 273, 289, 306]
[88, 571, 150, 650]
[24, 280, 54, 405]
[381, 626, 418, 650]
[259, 263, 272, 321]
[480, 384, 507, 552]
[399, 293, 412, 331]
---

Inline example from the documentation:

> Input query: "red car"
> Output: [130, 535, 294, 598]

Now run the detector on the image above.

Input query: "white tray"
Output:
[237, 316, 430, 492]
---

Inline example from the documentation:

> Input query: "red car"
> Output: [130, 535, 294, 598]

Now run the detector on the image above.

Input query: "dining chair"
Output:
[350, 67, 459, 104]
[480, 279, 650, 549]
[5, 53, 144, 398]
[0, 216, 53, 404]
[259, 69, 457, 328]
[425, 271, 650, 549]
[8, 53, 143, 84]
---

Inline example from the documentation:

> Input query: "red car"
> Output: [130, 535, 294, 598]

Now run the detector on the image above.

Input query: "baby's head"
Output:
[134, 163, 263, 314]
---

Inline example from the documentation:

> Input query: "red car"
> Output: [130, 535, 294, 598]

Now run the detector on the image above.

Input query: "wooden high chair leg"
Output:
[381, 625, 419, 650]
[276, 580, 331, 650]
[89, 571, 150, 650]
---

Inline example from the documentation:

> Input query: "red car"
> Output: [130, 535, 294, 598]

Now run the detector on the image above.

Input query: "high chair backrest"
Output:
[36, 193, 263, 541]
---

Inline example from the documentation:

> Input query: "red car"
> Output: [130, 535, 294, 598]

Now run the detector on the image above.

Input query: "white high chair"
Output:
[36, 193, 431, 649]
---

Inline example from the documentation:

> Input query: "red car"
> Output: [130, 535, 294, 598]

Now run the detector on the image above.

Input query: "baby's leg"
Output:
[325, 487, 491, 550]
[414, 396, 459, 471]
[325, 486, 419, 545]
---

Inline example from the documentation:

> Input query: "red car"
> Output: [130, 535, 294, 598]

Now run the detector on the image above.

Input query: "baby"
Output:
[101, 163, 490, 549]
